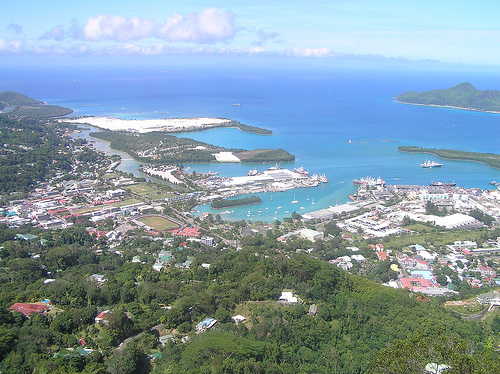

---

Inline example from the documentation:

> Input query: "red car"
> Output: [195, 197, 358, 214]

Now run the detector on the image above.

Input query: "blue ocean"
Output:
[2, 64, 500, 221]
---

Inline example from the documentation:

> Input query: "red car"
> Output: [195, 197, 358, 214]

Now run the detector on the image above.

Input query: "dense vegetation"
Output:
[398, 146, 500, 169]
[211, 196, 262, 209]
[235, 148, 295, 162]
[224, 120, 273, 135]
[0, 220, 495, 373]
[395, 82, 500, 112]
[0, 117, 73, 194]
[0, 91, 43, 109]
[169, 120, 273, 135]
[0, 91, 73, 118]
[90, 130, 294, 163]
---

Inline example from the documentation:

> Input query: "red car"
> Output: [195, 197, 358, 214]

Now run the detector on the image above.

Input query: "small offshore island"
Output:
[395, 82, 500, 113]
[399, 146, 500, 169]
[211, 196, 262, 209]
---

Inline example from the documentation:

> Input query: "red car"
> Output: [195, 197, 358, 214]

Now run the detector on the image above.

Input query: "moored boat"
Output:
[421, 159, 443, 168]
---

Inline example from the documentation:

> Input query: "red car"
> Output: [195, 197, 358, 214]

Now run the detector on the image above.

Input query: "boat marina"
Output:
[195, 165, 328, 200]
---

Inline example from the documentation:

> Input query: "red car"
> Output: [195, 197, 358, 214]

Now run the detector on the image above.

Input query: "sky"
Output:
[2, 0, 500, 67]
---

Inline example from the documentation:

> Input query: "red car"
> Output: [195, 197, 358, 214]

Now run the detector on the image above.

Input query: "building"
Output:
[297, 228, 324, 242]
[278, 291, 298, 304]
[9, 303, 49, 317]
[196, 318, 217, 332]
[201, 236, 214, 246]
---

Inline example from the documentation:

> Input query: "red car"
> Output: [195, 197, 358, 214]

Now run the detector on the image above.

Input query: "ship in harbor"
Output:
[248, 168, 259, 176]
[353, 176, 385, 186]
[311, 173, 329, 183]
[294, 166, 309, 176]
[421, 159, 442, 168]
[430, 181, 456, 187]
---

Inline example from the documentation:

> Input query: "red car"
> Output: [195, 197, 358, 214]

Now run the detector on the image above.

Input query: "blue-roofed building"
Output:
[196, 318, 217, 332]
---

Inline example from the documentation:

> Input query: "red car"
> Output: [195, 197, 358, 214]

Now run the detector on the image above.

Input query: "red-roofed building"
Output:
[479, 266, 496, 277]
[462, 249, 473, 256]
[10, 303, 49, 317]
[95, 310, 110, 324]
[172, 227, 201, 237]
[400, 278, 431, 290]
[376, 244, 384, 252]
[415, 259, 431, 270]
[376, 251, 387, 261]
[48, 208, 69, 216]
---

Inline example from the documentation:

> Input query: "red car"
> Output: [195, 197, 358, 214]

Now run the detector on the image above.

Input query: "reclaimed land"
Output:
[211, 196, 262, 209]
[395, 82, 500, 113]
[0, 91, 73, 119]
[398, 146, 500, 168]
[90, 130, 294, 164]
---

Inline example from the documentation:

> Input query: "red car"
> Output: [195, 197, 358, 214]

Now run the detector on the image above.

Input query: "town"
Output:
[1, 117, 500, 372]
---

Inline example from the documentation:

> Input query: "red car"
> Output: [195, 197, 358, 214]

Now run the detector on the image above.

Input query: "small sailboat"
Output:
[311, 198, 316, 205]
[291, 194, 298, 204]
[306, 196, 310, 201]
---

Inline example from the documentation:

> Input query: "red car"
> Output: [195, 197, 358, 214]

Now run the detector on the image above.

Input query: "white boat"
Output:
[300, 206, 305, 210]
[277, 206, 282, 209]
[311, 198, 316, 205]
[420, 159, 442, 168]
[291, 194, 298, 203]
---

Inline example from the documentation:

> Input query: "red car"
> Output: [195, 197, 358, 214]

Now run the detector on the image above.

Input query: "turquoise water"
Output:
[3, 65, 500, 221]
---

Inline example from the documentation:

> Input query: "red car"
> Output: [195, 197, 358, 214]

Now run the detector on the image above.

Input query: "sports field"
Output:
[127, 183, 159, 196]
[137, 215, 180, 231]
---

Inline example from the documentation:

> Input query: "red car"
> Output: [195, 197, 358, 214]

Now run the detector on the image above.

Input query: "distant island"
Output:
[0, 91, 73, 118]
[398, 146, 500, 169]
[211, 196, 262, 209]
[395, 82, 500, 113]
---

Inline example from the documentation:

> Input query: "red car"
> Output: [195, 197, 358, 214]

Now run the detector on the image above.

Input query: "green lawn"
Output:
[137, 216, 180, 231]
[126, 183, 159, 196]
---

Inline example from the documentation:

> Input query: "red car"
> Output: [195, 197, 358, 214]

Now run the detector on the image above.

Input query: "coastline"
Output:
[398, 147, 500, 170]
[64, 116, 232, 133]
[63, 116, 273, 135]
[394, 100, 500, 114]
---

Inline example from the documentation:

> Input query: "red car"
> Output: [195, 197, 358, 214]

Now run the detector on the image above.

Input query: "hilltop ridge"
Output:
[0, 91, 72, 118]
[395, 82, 500, 112]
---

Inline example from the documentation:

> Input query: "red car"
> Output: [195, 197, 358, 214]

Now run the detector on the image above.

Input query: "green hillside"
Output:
[0, 91, 73, 118]
[395, 82, 500, 112]
[0, 91, 43, 108]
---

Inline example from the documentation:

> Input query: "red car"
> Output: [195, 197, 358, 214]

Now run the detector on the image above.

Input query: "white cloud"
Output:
[249, 46, 266, 54]
[81, 15, 156, 42]
[157, 7, 236, 43]
[40, 25, 66, 41]
[0, 39, 23, 54]
[288, 47, 332, 58]
[103, 43, 170, 56]
[73, 7, 235, 44]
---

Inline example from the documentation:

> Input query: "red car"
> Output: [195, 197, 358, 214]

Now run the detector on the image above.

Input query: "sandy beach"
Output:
[65, 116, 231, 133]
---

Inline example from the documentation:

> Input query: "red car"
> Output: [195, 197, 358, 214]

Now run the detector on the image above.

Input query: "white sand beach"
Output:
[141, 166, 181, 184]
[213, 152, 241, 162]
[65, 117, 231, 133]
